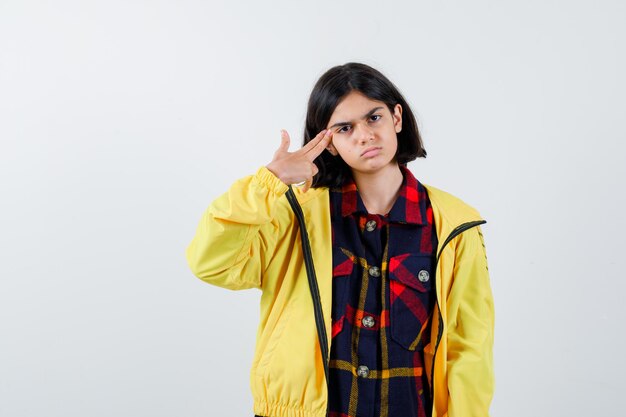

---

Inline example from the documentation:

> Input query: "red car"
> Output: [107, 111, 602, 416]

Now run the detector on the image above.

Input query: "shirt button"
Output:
[362, 315, 375, 328]
[368, 266, 381, 277]
[418, 269, 430, 282]
[357, 365, 370, 378]
[365, 220, 377, 232]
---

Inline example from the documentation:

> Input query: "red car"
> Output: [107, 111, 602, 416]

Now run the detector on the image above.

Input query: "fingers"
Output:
[304, 162, 320, 192]
[301, 177, 312, 193]
[305, 129, 333, 161]
[300, 129, 329, 153]
[295, 162, 318, 193]
[275, 128, 327, 192]
[278, 129, 291, 152]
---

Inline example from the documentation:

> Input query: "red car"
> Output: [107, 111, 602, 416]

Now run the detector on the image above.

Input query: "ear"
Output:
[326, 142, 339, 156]
[393, 103, 403, 133]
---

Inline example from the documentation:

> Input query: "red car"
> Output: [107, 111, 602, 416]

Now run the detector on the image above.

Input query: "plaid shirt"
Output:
[327, 165, 438, 417]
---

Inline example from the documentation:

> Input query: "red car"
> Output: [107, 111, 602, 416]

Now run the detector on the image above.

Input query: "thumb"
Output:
[278, 129, 291, 152]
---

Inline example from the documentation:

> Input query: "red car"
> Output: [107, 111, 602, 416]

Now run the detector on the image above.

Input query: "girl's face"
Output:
[325, 90, 403, 176]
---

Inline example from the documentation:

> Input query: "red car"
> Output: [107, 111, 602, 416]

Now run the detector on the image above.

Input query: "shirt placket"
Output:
[353, 213, 389, 417]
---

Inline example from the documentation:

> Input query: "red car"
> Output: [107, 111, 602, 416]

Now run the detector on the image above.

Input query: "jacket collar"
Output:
[295, 171, 485, 233]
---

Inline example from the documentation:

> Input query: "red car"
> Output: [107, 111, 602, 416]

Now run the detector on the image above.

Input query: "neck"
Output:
[352, 163, 404, 216]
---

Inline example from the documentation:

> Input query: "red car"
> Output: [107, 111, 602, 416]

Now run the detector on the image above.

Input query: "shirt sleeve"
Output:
[184, 166, 289, 290]
[446, 225, 495, 417]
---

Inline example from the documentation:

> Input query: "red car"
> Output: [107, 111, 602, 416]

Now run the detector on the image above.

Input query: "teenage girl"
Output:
[186, 62, 494, 417]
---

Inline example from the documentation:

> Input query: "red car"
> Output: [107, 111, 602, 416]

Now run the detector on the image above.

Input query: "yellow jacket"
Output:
[185, 166, 495, 417]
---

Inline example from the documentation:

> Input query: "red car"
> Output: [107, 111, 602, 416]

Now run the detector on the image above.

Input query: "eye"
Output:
[370, 114, 382, 122]
[337, 125, 351, 133]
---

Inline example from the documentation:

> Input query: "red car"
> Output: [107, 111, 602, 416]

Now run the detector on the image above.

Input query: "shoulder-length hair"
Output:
[304, 62, 426, 188]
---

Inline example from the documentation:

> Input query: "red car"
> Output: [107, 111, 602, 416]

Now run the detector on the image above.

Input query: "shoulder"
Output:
[267, 182, 330, 230]
[422, 183, 484, 226]
[293, 184, 330, 207]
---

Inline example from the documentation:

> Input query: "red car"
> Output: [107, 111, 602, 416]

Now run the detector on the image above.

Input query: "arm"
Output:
[446, 225, 495, 417]
[185, 128, 332, 290]
[185, 166, 289, 290]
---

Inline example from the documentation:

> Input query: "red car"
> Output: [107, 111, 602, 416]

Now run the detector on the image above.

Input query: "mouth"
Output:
[361, 146, 382, 158]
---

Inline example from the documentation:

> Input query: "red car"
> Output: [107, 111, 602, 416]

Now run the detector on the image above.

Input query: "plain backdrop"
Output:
[1, 0, 625, 416]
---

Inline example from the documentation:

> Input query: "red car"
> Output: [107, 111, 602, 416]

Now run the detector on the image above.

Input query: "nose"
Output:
[354, 121, 374, 143]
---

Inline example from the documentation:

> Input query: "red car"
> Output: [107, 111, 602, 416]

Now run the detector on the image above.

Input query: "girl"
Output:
[186, 62, 494, 417]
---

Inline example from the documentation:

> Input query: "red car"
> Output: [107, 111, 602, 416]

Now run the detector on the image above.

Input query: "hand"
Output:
[266, 129, 333, 193]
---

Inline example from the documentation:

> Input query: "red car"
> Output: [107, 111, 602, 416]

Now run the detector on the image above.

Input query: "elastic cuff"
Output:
[254, 166, 289, 196]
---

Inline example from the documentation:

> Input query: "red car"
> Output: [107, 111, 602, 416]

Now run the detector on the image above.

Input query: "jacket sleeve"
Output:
[185, 166, 289, 290]
[446, 225, 495, 417]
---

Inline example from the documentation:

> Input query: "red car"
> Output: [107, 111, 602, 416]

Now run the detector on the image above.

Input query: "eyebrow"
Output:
[328, 106, 384, 129]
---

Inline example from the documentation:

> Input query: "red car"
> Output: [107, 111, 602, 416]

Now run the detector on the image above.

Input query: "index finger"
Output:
[304, 130, 333, 161]
[300, 129, 329, 153]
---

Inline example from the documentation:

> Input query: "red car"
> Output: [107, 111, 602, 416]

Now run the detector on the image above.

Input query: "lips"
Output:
[361, 146, 382, 158]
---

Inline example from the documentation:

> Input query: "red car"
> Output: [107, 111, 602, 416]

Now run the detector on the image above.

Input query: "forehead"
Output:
[328, 91, 387, 122]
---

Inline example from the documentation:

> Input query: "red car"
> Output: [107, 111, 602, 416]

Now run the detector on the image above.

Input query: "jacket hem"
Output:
[253, 401, 326, 417]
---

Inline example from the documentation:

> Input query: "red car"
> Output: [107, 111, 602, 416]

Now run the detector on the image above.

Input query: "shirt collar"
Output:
[338, 165, 425, 225]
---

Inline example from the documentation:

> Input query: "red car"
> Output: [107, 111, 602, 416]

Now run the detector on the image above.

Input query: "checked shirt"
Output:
[327, 165, 438, 417]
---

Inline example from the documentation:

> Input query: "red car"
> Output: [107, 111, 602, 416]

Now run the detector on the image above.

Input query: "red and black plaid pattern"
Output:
[328, 165, 438, 417]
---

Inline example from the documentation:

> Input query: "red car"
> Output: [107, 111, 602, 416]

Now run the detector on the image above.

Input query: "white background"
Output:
[1, 1, 624, 416]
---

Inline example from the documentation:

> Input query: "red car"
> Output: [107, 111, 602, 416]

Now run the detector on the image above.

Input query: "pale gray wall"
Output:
[1, 0, 624, 416]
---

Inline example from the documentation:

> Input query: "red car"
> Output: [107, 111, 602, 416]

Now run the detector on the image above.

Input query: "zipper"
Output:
[429, 219, 487, 400]
[285, 187, 331, 393]
[287, 187, 485, 415]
